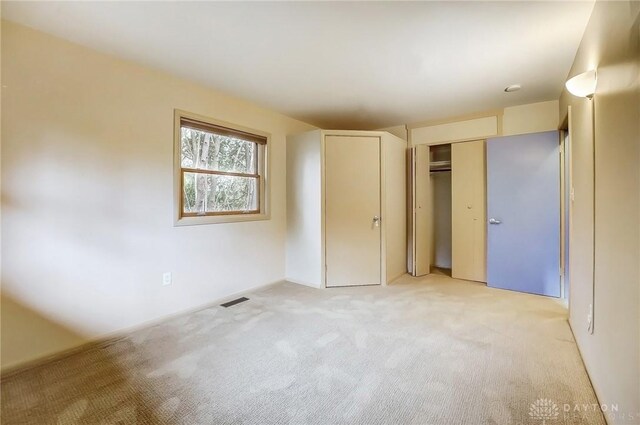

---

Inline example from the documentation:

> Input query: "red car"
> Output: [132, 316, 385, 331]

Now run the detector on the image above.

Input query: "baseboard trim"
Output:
[0, 279, 284, 379]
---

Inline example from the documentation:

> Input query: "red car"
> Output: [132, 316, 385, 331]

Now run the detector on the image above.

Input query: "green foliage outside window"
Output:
[181, 127, 258, 214]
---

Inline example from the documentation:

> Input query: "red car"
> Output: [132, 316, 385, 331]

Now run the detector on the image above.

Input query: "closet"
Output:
[410, 140, 486, 282]
[286, 130, 407, 288]
[430, 144, 453, 273]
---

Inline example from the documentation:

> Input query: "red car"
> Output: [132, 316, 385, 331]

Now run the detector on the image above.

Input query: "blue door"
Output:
[486, 131, 560, 297]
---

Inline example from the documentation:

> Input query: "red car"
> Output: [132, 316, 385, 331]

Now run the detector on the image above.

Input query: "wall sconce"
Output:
[565, 69, 597, 99]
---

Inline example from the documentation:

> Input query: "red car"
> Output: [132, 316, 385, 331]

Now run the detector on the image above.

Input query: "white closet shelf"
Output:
[430, 160, 452, 172]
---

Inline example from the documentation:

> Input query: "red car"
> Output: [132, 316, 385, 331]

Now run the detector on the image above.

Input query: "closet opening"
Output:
[410, 139, 486, 281]
[429, 144, 452, 276]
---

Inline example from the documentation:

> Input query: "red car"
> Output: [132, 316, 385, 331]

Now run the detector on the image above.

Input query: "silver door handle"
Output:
[373, 216, 381, 227]
[489, 218, 502, 225]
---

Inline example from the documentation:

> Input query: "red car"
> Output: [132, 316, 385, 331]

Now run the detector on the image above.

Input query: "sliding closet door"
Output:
[325, 136, 381, 287]
[412, 144, 431, 276]
[451, 140, 486, 282]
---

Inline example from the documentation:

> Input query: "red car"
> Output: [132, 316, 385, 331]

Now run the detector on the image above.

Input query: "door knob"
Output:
[373, 216, 381, 227]
[489, 218, 502, 225]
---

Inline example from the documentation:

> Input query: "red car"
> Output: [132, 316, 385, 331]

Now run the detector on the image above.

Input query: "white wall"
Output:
[560, 1, 640, 423]
[0, 21, 315, 371]
[285, 130, 323, 287]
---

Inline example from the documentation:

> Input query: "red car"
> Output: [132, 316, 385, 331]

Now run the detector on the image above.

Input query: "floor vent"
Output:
[221, 297, 249, 308]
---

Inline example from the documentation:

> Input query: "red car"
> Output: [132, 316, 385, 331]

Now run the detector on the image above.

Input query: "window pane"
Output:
[183, 172, 258, 214]
[181, 127, 256, 174]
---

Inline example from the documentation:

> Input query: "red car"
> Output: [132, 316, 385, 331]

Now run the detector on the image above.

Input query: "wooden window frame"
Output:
[174, 110, 270, 226]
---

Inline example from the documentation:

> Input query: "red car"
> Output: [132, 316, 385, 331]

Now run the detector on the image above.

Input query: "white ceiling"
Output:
[2, 1, 594, 129]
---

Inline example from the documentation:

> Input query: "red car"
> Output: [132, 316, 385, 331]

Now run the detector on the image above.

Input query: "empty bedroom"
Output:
[0, 1, 638, 424]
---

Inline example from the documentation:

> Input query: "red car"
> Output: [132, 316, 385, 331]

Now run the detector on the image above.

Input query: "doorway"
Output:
[325, 135, 382, 287]
[561, 129, 571, 301]
[409, 140, 485, 281]
[431, 144, 452, 275]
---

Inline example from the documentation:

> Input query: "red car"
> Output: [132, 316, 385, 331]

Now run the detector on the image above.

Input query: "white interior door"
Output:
[325, 136, 381, 287]
[412, 144, 431, 276]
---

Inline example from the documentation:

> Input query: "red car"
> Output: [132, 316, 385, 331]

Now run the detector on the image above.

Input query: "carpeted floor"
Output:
[1, 274, 605, 424]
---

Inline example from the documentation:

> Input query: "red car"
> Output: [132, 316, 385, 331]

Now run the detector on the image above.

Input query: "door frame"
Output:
[559, 127, 571, 302]
[321, 131, 385, 288]
[409, 144, 432, 276]
[408, 139, 485, 277]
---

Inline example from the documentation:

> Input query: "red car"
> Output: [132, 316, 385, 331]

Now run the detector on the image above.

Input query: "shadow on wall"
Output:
[1, 294, 89, 369]
[0, 293, 176, 424]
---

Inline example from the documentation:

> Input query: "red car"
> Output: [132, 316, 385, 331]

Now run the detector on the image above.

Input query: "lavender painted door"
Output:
[486, 131, 561, 297]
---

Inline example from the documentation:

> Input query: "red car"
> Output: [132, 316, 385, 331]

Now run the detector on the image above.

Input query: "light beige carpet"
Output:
[1, 274, 605, 424]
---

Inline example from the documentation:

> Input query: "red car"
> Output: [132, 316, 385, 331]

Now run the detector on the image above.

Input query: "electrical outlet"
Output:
[162, 272, 172, 286]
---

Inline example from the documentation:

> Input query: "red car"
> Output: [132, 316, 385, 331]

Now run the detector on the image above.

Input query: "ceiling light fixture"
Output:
[504, 84, 521, 93]
[565, 69, 597, 99]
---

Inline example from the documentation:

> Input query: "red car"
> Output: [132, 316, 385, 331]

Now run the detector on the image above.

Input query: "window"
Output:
[174, 110, 269, 225]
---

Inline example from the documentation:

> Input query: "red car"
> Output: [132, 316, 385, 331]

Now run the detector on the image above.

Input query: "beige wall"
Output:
[0, 21, 315, 371]
[408, 100, 559, 146]
[377, 125, 408, 141]
[410, 115, 499, 146]
[567, 99, 595, 372]
[502, 100, 559, 136]
[560, 1, 640, 423]
[381, 132, 407, 282]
